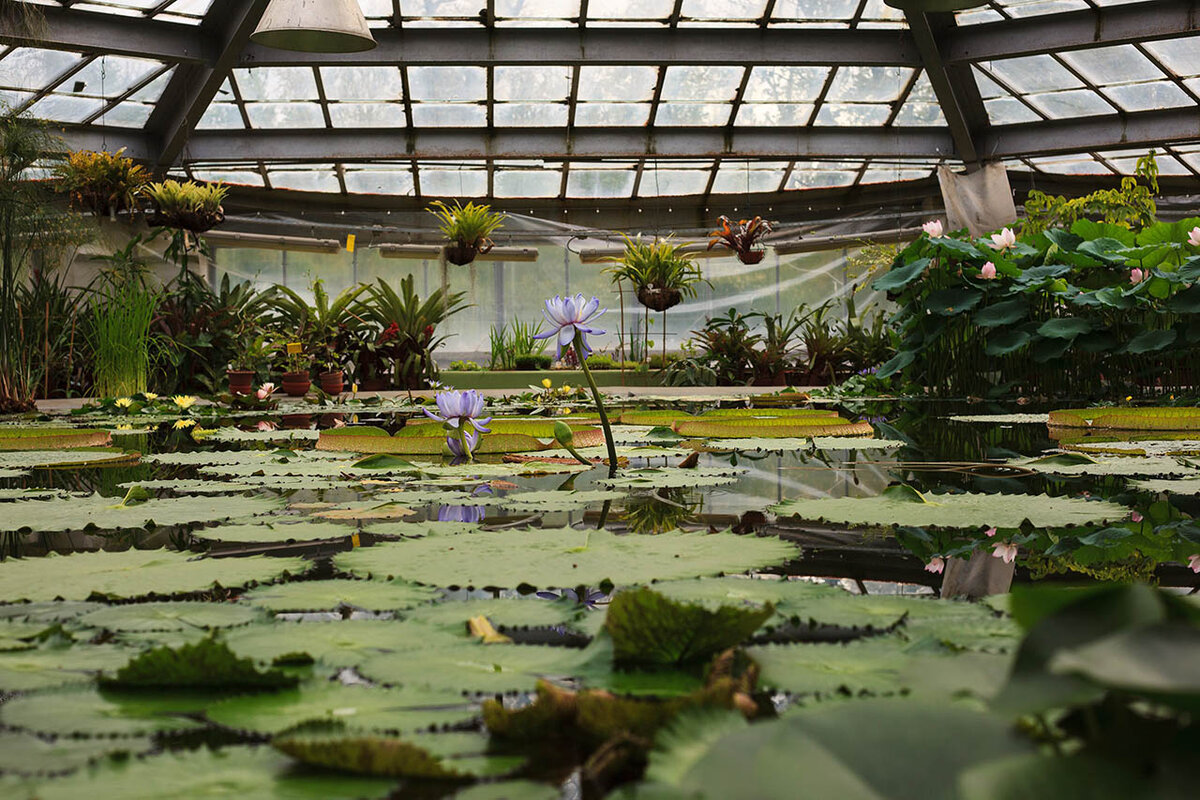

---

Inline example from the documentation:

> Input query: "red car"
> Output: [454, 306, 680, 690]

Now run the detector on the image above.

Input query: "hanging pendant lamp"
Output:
[250, 0, 377, 54]
[883, 0, 988, 11]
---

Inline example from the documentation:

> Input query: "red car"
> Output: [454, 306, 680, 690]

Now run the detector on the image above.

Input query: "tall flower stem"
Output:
[574, 331, 618, 477]
[457, 426, 474, 462]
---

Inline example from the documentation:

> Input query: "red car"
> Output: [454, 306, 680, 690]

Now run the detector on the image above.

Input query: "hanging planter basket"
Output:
[147, 207, 226, 234]
[736, 249, 766, 265]
[636, 285, 683, 312]
[444, 239, 494, 266]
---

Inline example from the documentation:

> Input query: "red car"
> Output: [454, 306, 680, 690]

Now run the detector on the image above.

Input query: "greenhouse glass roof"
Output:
[2, 0, 1198, 210]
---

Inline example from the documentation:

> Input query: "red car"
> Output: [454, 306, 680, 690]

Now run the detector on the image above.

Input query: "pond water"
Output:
[0, 397, 1196, 798]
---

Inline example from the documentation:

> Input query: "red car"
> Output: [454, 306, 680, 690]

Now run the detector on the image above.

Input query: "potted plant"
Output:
[707, 215, 773, 265]
[428, 200, 504, 266]
[228, 332, 272, 395]
[52, 148, 149, 218]
[145, 179, 228, 233]
[606, 235, 708, 312]
[279, 341, 311, 397]
[273, 280, 366, 397]
[354, 276, 469, 389]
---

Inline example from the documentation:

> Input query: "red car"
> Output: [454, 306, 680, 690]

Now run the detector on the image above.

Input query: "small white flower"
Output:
[990, 227, 1017, 251]
[922, 220, 944, 238]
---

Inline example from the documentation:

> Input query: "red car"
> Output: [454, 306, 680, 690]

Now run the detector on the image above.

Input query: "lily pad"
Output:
[0, 493, 282, 534]
[597, 467, 747, 489]
[4, 746, 394, 800]
[0, 428, 112, 451]
[946, 414, 1050, 424]
[78, 602, 261, 632]
[357, 639, 595, 694]
[241, 580, 437, 613]
[1014, 454, 1198, 477]
[205, 683, 476, 735]
[0, 449, 139, 470]
[335, 528, 797, 589]
[772, 490, 1128, 529]
[191, 521, 359, 543]
[1130, 477, 1200, 495]
[207, 428, 321, 443]
[0, 642, 136, 692]
[0, 550, 308, 602]
[221, 619, 466, 667]
[675, 418, 874, 439]
[1048, 407, 1200, 431]
[0, 730, 141, 777]
[273, 729, 522, 779]
[0, 687, 207, 736]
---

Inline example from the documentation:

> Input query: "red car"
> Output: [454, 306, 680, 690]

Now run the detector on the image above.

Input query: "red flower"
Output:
[379, 322, 400, 344]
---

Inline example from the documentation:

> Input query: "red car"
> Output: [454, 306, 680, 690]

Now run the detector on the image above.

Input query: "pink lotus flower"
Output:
[924, 557, 945, 574]
[980, 262, 997, 280]
[1188, 226, 1200, 247]
[256, 382, 276, 400]
[1130, 511, 1143, 523]
[1130, 268, 1145, 284]
[984, 526, 997, 538]
[922, 220, 944, 238]
[1189, 554, 1200, 573]
[990, 227, 1017, 250]
[255, 420, 277, 432]
[992, 542, 1018, 563]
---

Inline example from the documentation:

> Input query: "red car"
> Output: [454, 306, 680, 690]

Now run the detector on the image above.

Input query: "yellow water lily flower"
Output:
[142, 392, 158, 401]
[562, 407, 573, 415]
[561, 384, 572, 393]
[172, 395, 198, 410]
[541, 378, 552, 389]
[114, 397, 133, 408]
[173, 418, 196, 430]
[116, 424, 132, 430]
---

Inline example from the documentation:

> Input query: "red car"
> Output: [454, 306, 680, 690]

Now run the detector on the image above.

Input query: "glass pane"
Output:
[495, 103, 569, 126]
[495, 169, 562, 197]
[982, 55, 1081, 93]
[654, 103, 730, 125]
[495, 66, 571, 101]
[578, 66, 658, 101]
[1102, 81, 1190, 112]
[1061, 45, 1163, 84]
[772, 0, 860, 20]
[328, 103, 407, 126]
[566, 168, 637, 197]
[638, 169, 711, 196]
[743, 66, 828, 101]
[1025, 89, 1112, 118]
[246, 102, 326, 128]
[197, 102, 245, 129]
[234, 67, 318, 101]
[680, 0, 768, 20]
[710, 163, 788, 193]
[27, 95, 105, 123]
[343, 168, 416, 195]
[575, 102, 651, 125]
[984, 97, 1042, 124]
[407, 67, 487, 101]
[419, 167, 488, 196]
[813, 103, 893, 126]
[410, 103, 487, 126]
[58, 55, 161, 96]
[661, 66, 744, 101]
[0, 48, 82, 92]
[96, 101, 154, 127]
[191, 168, 264, 187]
[1146, 38, 1200, 78]
[735, 103, 814, 125]
[825, 66, 912, 102]
[588, 0, 675, 19]
[320, 67, 403, 100]
[268, 168, 341, 192]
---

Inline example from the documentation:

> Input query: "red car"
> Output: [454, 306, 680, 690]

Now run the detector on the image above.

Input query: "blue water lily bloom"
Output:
[424, 389, 492, 432]
[444, 425, 480, 459]
[533, 294, 607, 359]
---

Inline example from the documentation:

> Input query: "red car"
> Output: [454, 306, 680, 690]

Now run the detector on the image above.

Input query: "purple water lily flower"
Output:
[424, 389, 492, 433]
[438, 504, 486, 523]
[445, 426, 480, 458]
[533, 294, 607, 358]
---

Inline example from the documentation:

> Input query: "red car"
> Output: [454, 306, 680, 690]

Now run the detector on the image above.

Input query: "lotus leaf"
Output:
[1014, 454, 1198, 477]
[335, 528, 796, 589]
[1130, 478, 1200, 495]
[357, 639, 595, 694]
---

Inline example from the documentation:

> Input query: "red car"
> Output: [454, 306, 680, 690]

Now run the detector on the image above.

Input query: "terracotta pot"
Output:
[738, 249, 766, 265]
[318, 370, 344, 395]
[636, 285, 682, 312]
[444, 243, 478, 266]
[281, 413, 313, 429]
[227, 369, 254, 395]
[360, 378, 390, 392]
[281, 371, 311, 397]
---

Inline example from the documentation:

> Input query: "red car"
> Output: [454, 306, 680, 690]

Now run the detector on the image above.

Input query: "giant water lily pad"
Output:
[597, 467, 746, 489]
[318, 424, 604, 455]
[1014, 453, 1198, 477]
[0, 449, 138, 470]
[1048, 407, 1200, 431]
[947, 414, 1051, 424]
[357, 639, 595, 694]
[1131, 477, 1200, 495]
[78, 602, 261, 632]
[205, 683, 476, 735]
[771, 488, 1127, 529]
[0, 730, 142, 777]
[0, 493, 282, 533]
[335, 528, 797, 589]
[0, 687, 207, 736]
[241, 580, 437, 613]
[0, 428, 112, 451]
[191, 520, 359, 543]
[0, 642, 135, 692]
[4, 746, 394, 800]
[221, 619, 466, 667]
[207, 428, 320, 444]
[0, 550, 308, 602]
[676, 418, 874, 439]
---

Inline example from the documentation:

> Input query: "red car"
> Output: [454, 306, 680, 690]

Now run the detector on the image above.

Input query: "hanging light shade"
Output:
[250, 0, 377, 54]
[883, 0, 988, 10]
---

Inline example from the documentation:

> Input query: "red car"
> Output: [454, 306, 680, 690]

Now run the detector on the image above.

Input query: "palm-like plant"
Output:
[271, 280, 368, 374]
[145, 179, 228, 233]
[605, 235, 708, 312]
[428, 200, 505, 265]
[354, 276, 469, 389]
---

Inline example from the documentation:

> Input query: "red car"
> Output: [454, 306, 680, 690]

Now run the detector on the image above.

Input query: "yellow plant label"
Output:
[286, 342, 302, 355]
[346, 234, 356, 253]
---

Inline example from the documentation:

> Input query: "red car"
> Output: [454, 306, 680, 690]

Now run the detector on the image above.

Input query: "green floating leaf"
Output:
[358, 639, 594, 695]
[957, 752, 1152, 800]
[241, 579, 437, 613]
[102, 635, 297, 691]
[206, 683, 475, 735]
[0, 730, 141, 777]
[0, 448, 137, 470]
[0, 642, 134, 692]
[207, 428, 320, 443]
[597, 467, 746, 489]
[873, 257, 931, 291]
[605, 586, 773, 667]
[772, 492, 1127, 529]
[1015, 454, 1198, 477]
[0, 687, 207, 737]
[1048, 407, 1200, 431]
[335, 528, 797, 589]
[0, 428, 112, 451]
[222, 619, 466, 667]
[79, 601, 260, 632]
[1131, 477, 1200, 495]
[946, 414, 1049, 424]
[6, 746, 395, 800]
[675, 418, 873, 439]
[191, 521, 359, 544]
[273, 729, 521, 779]
[0, 492, 282, 534]
[0, 550, 308, 602]
[973, 299, 1027, 328]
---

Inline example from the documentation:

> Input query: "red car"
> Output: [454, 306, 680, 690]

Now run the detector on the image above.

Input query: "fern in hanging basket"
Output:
[145, 179, 228, 233]
[708, 215, 773, 265]
[428, 199, 505, 265]
[52, 148, 150, 217]
[605, 235, 709, 312]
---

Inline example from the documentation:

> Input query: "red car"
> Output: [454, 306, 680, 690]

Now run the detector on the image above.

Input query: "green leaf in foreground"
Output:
[0, 687, 207, 737]
[5, 746, 394, 800]
[605, 587, 773, 667]
[0, 493, 282, 533]
[334, 528, 798, 589]
[78, 601, 260, 632]
[0, 550, 308, 602]
[771, 492, 1127, 529]
[273, 729, 521, 779]
[101, 635, 297, 691]
[0, 730, 141, 777]
[240, 579, 438, 613]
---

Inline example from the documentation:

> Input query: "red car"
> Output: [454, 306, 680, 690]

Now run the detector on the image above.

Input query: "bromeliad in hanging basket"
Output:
[145, 179, 228, 233]
[51, 148, 150, 218]
[708, 215, 773, 265]
[429, 199, 505, 266]
[606, 235, 708, 313]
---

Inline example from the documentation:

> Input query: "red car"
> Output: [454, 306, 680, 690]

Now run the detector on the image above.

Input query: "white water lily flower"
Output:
[990, 227, 1017, 250]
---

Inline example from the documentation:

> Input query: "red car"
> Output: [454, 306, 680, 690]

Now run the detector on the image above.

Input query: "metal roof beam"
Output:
[0, 6, 210, 63]
[239, 27, 922, 67]
[947, 0, 1200, 63]
[982, 106, 1200, 159]
[904, 11, 988, 166]
[170, 127, 957, 162]
[145, 0, 270, 169]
